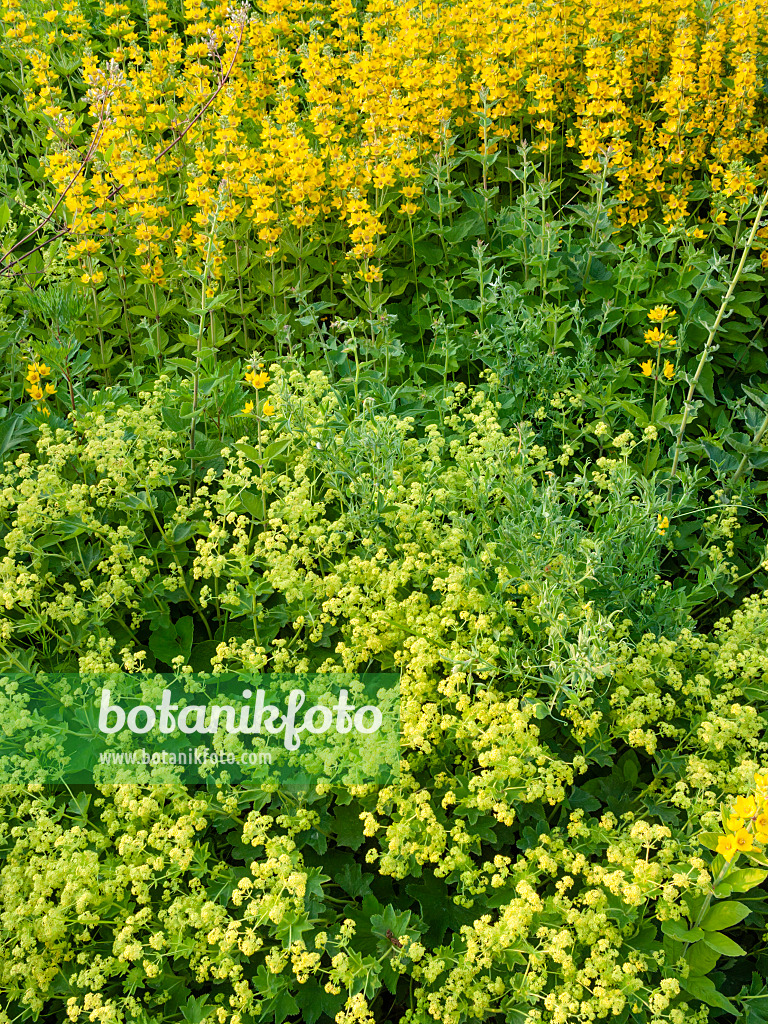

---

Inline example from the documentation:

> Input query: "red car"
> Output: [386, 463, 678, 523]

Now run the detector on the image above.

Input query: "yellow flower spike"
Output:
[262, 399, 275, 417]
[734, 795, 757, 819]
[734, 828, 754, 854]
[662, 360, 675, 380]
[657, 515, 669, 536]
[716, 834, 738, 862]
[640, 360, 654, 377]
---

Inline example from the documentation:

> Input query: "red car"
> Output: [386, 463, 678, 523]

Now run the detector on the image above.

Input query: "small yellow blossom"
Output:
[734, 795, 757, 819]
[657, 515, 669, 536]
[245, 369, 270, 389]
[640, 360, 654, 376]
[663, 361, 674, 380]
[644, 326, 668, 346]
[262, 399, 275, 416]
[716, 834, 738, 862]
[648, 305, 675, 323]
[734, 828, 754, 853]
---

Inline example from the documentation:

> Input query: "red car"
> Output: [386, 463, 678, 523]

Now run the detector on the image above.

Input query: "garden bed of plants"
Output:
[2, 0, 768, 1020]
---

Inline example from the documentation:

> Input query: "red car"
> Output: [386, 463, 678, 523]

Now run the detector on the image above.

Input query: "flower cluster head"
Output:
[657, 514, 670, 536]
[716, 771, 768, 862]
[25, 362, 56, 415]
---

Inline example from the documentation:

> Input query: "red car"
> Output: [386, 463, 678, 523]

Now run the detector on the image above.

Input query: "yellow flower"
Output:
[27, 384, 44, 401]
[243, 401, 254, 415]
[662, 361, 674, 380]
[643, 326, 667, 346]
[715, 210, 727, 226]
[717, 834, 738, 861]
[735, 828, 754, 853]
[754, 812, 768, 837]
[725, 813, 745, 832]
[245, 369, 270, 389]
[26, 362, 50, 382]
[640, 360, 654, 376]
[657, 515, 669, 536]
[648, 305, 675, 323]
[44, 382, 56, 396]
[734, 795, 757, 819]
[262, 399, 275, 416]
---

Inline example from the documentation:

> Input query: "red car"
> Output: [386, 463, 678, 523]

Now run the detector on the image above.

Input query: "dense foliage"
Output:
[2, 0, 768, 1022]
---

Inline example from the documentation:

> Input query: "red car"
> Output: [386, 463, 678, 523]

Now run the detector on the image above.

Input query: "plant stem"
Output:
[669, 189, 768, 483]
[732, 408, 768, 487]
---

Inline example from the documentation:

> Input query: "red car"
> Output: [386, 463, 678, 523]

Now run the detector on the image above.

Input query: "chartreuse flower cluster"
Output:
[0, 370, 766, 1022]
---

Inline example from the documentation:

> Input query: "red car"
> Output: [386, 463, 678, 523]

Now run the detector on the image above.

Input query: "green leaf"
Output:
[294, 983, 344, 1024]
[181, 995, 210, 1024]
[240, 490, 264, 519]
[697, 831, 722, 852]
[685, 939, 721, 977]
[696, 361, 716, 405]
[332, 803, 365, 850]
[273, 910, 314, 948]
[680, 975, 738, 1014]
[370, 903, 412, 949]
[0, 202, 10, 229]
[148, 616, 195, 667]
[172, 522, 200, 544]
[264, 438, 290, 460]
[661, 919, 703, 943]
[235, 442, 260, 462]
[0, 414, 37, 461]
[336, 861, 373, 898]
[702, 931, 748, 956]
[162, 406, 188, 432]
[700, 900, 750, 930]
[726, 867, 768, 892]
[272, 990, 299, 1024]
